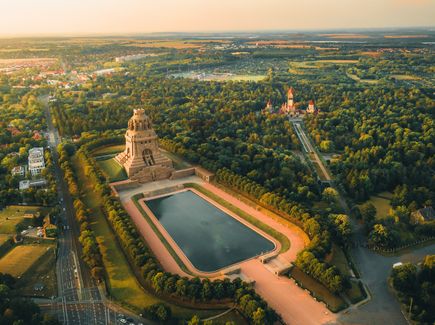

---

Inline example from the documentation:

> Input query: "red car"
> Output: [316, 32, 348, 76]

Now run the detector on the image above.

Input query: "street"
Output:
[42, 95, 147, 325]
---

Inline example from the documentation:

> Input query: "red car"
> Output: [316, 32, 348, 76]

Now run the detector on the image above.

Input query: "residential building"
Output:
[28, 147, 45, 176]
[11, 165, 25, 177]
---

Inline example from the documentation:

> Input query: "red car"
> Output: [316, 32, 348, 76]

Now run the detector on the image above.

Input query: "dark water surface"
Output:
[146, 190, 275, 272]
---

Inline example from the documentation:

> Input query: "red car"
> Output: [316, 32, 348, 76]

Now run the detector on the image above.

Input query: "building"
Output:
[11, 165, 25, 177]
[264, 86, 318, 116]
[411, 207, 435, 224]
[28, 147, 45, 176]
[19, 179, 47, 190]
[280, 87, 296, 114]
[115, 109, 174, 183]
[306, 100, 319, 114]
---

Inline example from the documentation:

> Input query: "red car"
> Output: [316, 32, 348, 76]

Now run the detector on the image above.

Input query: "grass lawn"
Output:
[0, 234, 10, 246]
[92, 144, 124, 157]
[327, 244, 352, 277]
[345, 280, 367, 304]
[290, 266, 348, 313]
[346, 73, 380, 84]
[73, 155, 160, 310]
[186, 183, 291, 253]
[161, 150, 192, 170]
[359, 192, 393, 219]
[0, 205, 47, 234]
[0, 244, 53, 277]
[0, 235, 12, 258]
[391, 74, 421, 80]
[96, 158, 128, 182]
[16, 244, 57, 298]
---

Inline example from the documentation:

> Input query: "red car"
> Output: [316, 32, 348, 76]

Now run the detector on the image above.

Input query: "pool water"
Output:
[145, 190, 275, 272]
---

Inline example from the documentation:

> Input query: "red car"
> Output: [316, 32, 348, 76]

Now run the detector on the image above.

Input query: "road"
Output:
[42, 95, 109, 324]
[292, 121, 332, 181]
[42, 95, 149, 325]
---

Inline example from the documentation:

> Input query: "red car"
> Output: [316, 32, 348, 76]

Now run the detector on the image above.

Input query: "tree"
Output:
[252, 307, 266, 324]
[322, 187, 339, 203]
[187, 315, 200, 325]
[359, 202, 377, 226]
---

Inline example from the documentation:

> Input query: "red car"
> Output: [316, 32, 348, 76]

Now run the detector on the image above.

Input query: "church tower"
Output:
[287, 87, 295, 109]
[115, 109, 173, 182]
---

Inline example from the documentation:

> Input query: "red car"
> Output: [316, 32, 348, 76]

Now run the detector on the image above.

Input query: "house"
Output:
[411, 207, 435, 224]
[11, 165, 25, 177]
[43, 215, 57, 238]
[28, 147, 45, 176]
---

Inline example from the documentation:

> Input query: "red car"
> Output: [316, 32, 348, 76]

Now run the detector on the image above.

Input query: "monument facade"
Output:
[115, 109, 174, 183]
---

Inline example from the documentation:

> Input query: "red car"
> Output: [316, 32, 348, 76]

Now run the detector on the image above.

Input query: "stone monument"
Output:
[115, 109, 174, 183]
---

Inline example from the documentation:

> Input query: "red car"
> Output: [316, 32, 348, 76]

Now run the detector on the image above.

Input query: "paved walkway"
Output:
[119, 178, 337, 325]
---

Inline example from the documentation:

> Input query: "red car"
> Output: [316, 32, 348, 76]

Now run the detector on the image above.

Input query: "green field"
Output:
[96, 158, 128, 182]
[290, 267, 348, 312]
[92, 144, 124, 157]
[327, 244, 352, 277]
[16, 244, 57, 298]
[0, 206, 47, 234]
[0, 244, 53, 277]
[73, 155, 160, 310]
[346, 73, 380, 84]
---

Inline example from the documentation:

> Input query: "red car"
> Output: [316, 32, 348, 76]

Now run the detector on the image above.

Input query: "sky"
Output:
[0, 0, 434, 36]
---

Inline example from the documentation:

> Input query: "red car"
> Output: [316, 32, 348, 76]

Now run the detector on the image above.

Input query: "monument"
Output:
[115, 109, 174, 183]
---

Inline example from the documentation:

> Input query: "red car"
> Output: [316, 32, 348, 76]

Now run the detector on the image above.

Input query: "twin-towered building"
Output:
[265, 87, 319, 116]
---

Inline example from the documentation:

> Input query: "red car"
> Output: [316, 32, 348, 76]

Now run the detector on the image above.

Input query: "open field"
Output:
[0, 205, 47, 234]
[0, 244, 52, 277]
[290, 267, 348, 312]
[391, 74, 421, 80]
[16, 245, 57, 297]
[0, 58, 57, 69]
[96, 158, 128, 182]
[347, 73, 380, 84]
[359, 192, 393, 219]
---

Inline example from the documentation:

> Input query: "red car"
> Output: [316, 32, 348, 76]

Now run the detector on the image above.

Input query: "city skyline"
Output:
[1, 0, 434, 36]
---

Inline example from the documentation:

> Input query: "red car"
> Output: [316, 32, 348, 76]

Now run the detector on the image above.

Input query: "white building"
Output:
[28, 147, 45, 176]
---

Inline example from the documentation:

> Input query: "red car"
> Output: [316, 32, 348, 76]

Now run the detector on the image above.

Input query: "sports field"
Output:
[0, 245, 51, 277]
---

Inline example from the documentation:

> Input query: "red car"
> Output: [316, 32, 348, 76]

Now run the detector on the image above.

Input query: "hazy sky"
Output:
[1, 0, 434, 36]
